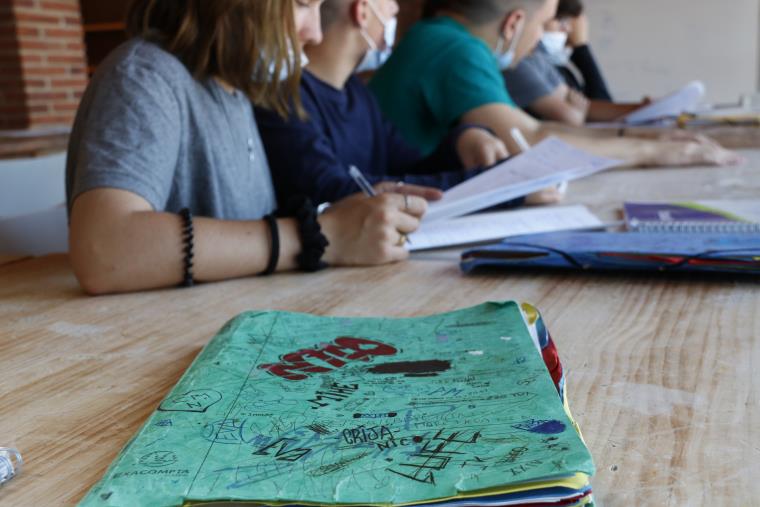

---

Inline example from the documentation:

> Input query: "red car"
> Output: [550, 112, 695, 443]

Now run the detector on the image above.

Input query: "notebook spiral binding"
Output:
[630, 220, 760, 234]
[0, 448, 22, 486]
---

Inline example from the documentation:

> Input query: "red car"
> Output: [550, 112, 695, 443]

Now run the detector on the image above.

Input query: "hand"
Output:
[318, 192, 427, 266]
[525, 187, 564, 205]
[567, 88, 590, 114]
[373, 181, 443, 201]
[568, 14, 589, 47]
[456, 127, 509, 169]
[645, 136, 744, 167]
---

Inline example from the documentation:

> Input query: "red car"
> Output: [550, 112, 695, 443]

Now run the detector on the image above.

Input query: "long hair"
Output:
[127, 0, 302, 117]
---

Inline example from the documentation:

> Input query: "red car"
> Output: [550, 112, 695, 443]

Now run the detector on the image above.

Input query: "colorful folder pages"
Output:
[461, 232, 760, 275]
[78, 302, 595, 507]
[624, 201, 760, 233]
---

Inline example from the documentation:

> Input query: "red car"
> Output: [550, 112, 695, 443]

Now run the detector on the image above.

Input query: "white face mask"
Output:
[356, 0, 398, 73]
[494, 18, 525, 70]
[541, 31, 571, 66]
[267, 47, 310, 81]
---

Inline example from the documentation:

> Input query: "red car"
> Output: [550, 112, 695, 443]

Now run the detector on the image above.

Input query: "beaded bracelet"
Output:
[179, 208, 195, 287]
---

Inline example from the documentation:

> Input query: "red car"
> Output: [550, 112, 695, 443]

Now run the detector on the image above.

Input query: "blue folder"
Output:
[461, 232, 760, 275]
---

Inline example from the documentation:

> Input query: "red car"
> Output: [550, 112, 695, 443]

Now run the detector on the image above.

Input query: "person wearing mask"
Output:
[548, 0, 612, 101]
[255, 0, 542, 207]
[66, 0, 428, 295]
[369, 0, 739, 167]
[503, 0, 649, 125]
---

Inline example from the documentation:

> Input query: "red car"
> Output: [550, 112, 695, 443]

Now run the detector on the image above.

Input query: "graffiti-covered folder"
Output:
[78, 302, 595, 507]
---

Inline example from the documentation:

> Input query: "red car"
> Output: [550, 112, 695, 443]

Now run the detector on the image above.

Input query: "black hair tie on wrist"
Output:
[179, 208, 195, 287]
[288, 197, 329, 272]
[261, 214, 280, 276]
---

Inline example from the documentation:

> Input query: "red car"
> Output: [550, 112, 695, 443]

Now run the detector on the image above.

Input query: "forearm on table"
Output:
[70, 209, 301, 295]
[587, 101, 641, 122]
[458, 104, 660, 167]
[538, 124, 659, 166]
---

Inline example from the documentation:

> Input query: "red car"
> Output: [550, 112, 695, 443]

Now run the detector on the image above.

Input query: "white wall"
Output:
[585, 0, 760, 104]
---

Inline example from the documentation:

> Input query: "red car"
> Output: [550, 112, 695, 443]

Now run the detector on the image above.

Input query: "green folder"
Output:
[79, 302, 594, 507]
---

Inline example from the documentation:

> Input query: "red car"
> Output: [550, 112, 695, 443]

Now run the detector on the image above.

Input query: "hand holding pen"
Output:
[349, 166, 441, 247]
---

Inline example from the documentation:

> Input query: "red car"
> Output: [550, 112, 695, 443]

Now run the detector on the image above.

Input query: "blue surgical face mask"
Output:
[356, 0, 398, 73]
[541, 31, 571, 66]
[494, 18, 525, 70]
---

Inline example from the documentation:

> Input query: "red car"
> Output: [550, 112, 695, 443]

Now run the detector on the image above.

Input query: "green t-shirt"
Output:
[370, 16, 515, 156]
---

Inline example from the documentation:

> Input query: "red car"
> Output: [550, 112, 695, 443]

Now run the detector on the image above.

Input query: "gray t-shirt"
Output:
[66, 38, 277, 220]
[503, 43, 564, 110]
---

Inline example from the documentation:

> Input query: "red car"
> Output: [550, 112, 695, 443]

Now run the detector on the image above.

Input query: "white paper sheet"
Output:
[424, 137, 621, 223]
[409, 205, 602, 251]
[623, 81, 706, 125]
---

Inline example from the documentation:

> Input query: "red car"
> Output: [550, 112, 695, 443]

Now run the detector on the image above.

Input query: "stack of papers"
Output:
[425, 137, 621, 222]
[587, 81, 708, 128]
[622, 81, 706, 125]
[409, 205, 602, 251]
[79, 302, 596, 507]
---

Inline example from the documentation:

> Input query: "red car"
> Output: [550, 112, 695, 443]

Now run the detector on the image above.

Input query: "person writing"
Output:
[67, 0, 427, 295]
[255, 0, 541, 207]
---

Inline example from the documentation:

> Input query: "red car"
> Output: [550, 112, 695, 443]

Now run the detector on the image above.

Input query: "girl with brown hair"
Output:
[66, 0, 427, 295]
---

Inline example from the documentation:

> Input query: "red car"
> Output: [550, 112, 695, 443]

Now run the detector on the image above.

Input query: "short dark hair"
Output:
[556, 0, 583, 19]
[423, 0, 543, 24]
[321, 0, 351, 30]
[127, 0, 302, 118]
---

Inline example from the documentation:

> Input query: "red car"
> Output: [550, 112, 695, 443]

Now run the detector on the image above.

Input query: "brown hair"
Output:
[557, 0, 583, 19]
[127, 0, 303, 117]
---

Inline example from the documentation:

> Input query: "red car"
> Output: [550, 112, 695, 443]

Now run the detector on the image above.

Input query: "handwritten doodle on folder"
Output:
[79, 302, 594, 507]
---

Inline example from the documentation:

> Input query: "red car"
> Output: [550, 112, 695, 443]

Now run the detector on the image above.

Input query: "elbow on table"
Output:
[550, 108, 585, 127]
[68, 234, 122, 296]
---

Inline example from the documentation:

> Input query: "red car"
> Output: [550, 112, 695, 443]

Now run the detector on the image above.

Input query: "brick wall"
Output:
[0, 0, 88, 131]
[0, 0, 421, 132]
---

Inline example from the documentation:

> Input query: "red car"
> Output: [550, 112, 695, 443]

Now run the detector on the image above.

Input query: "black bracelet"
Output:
[261, 214, 280, 276]
[179, 208, 195, 287]
[289, 197, 329, 272]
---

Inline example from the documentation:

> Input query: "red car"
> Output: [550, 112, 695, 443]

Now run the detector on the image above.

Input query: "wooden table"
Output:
[1, 152, 759, 506]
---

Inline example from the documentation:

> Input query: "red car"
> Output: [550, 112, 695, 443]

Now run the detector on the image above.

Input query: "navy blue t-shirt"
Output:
[255, 71, 480, 205]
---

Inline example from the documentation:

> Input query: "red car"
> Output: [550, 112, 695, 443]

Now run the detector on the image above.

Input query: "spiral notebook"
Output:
[624, 201, 760, 233]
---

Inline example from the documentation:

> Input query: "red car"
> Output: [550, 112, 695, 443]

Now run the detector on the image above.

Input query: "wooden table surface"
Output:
[1, 151, 759, 507]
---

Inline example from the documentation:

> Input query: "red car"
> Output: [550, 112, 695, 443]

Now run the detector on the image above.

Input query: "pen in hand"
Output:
[348, 165, 377, 197]
[348, 165, 411, 246]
